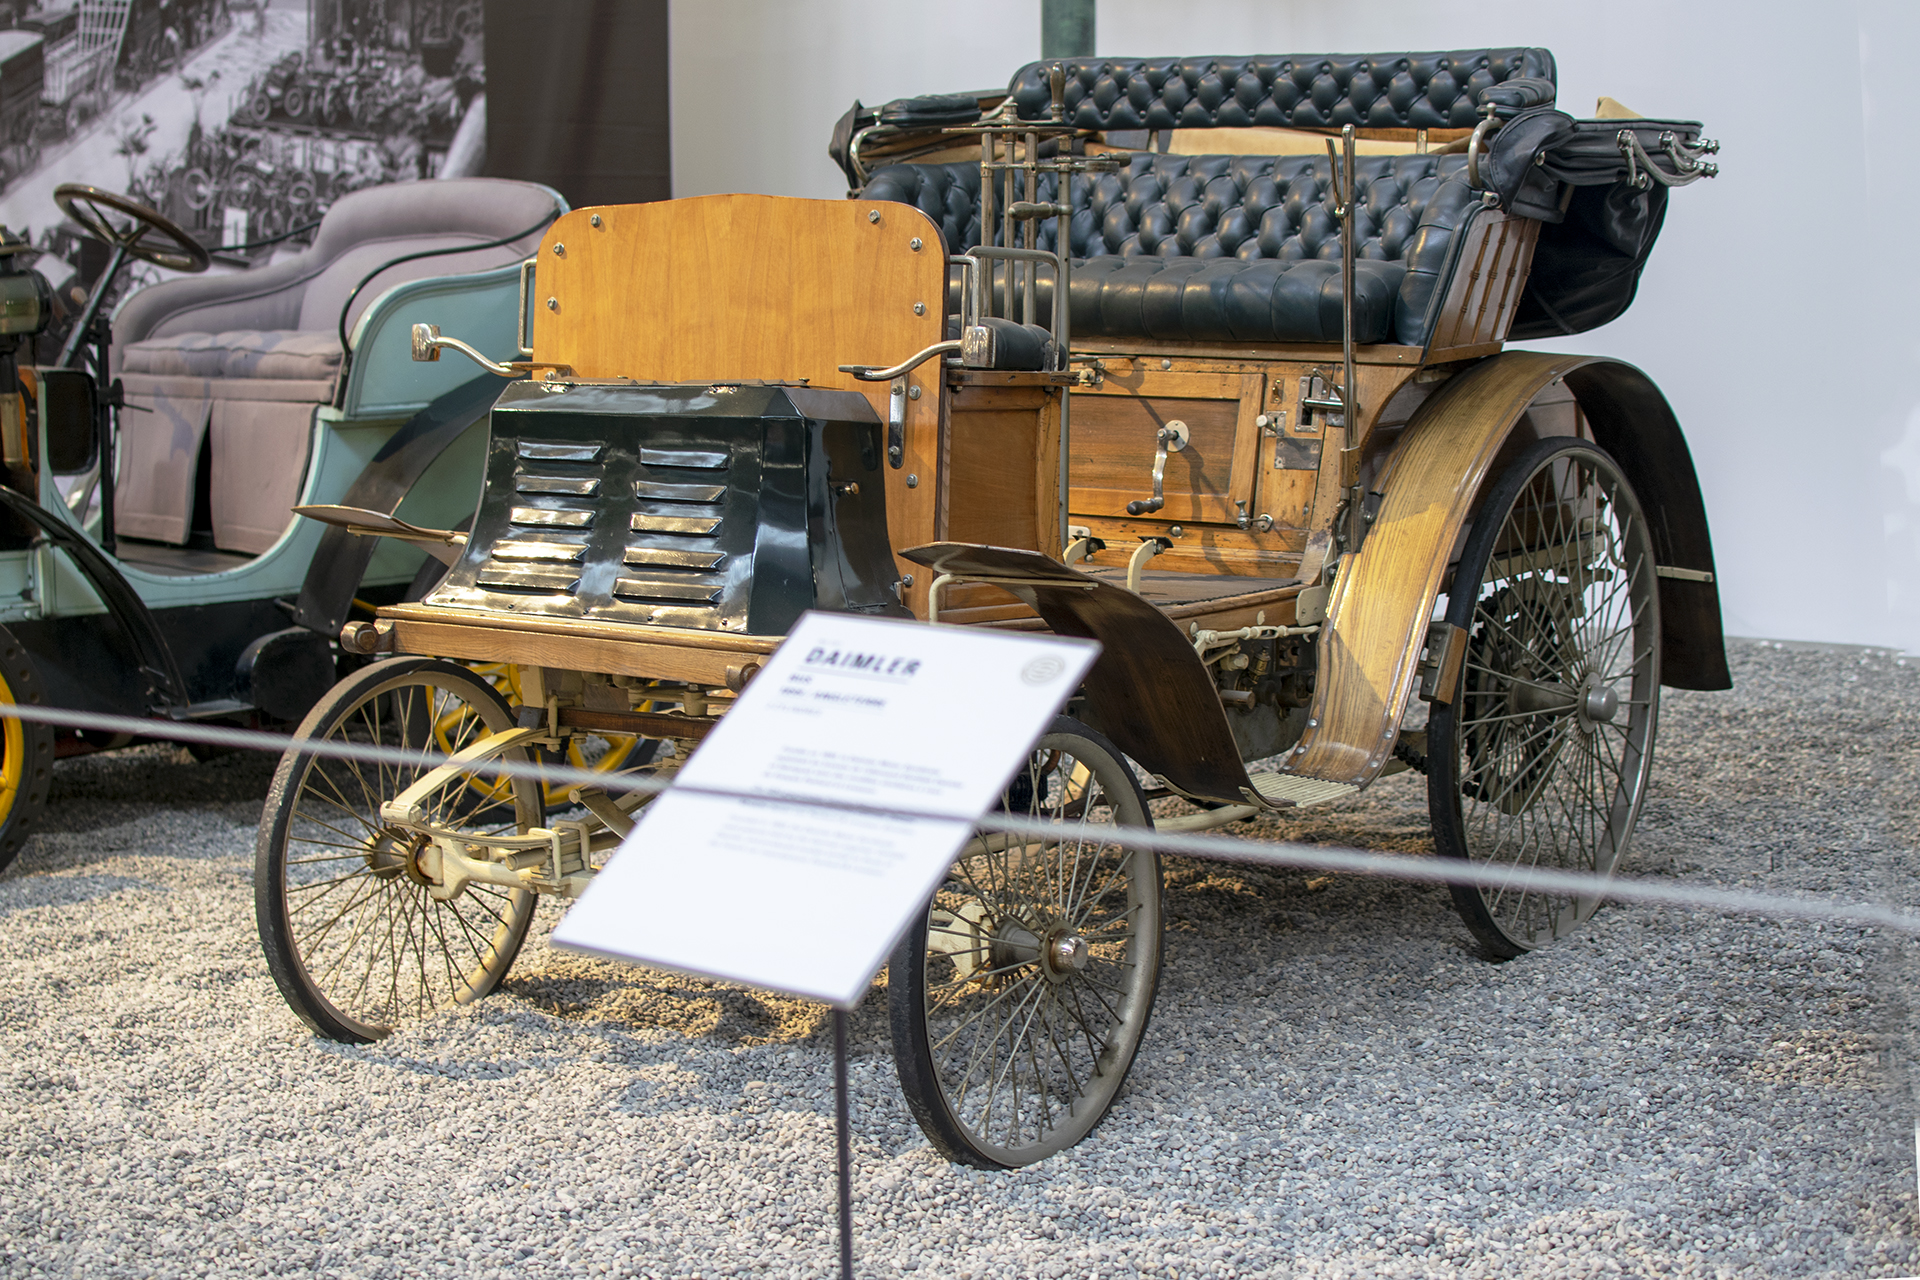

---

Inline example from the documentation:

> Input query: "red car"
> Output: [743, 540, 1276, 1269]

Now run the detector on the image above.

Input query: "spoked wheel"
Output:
[0, 626, 53, 873]
[255, 658, 541, 1042]
[1428, 437, 1661, 957]
[889, 717, 1162, 1168]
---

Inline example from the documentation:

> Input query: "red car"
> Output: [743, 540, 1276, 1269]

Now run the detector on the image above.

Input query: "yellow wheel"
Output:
[465, 662, 655, 810]
[0, 625, 52, 873]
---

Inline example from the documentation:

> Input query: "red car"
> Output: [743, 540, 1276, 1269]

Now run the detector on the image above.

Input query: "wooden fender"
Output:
[1276, 350, 1727, 791]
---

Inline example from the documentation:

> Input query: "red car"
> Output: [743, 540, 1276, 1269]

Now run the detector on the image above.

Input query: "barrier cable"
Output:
[3, 700, 1916, 937]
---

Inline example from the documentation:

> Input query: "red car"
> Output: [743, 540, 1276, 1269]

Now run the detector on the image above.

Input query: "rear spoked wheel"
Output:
[889, 717, 1162, 1167]
[255, 657, 541, 1042]
[1428, 438, 1661, 957]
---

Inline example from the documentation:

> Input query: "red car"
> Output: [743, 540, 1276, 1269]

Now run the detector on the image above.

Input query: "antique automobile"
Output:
[0, 176, 565, 868]
[252, 47, 1726, 1170]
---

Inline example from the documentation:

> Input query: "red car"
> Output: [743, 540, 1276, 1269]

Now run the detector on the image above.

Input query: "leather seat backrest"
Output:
[1005, 49, 1556, 132]
[861, 152, 1480, 346]
[865, 152, 1474, 263]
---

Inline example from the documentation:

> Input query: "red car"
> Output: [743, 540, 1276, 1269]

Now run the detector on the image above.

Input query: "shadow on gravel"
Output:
[0, 872, 163, 916]
[502, 947, 893, 1052]
[37, 743, 281, 837]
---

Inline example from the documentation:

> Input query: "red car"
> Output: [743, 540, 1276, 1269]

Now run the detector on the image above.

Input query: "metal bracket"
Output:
[1417, 621, 1468, 705]
[1298, 372, 1345, 430]
[516, 256, 536, 356]
[1126, 536, 1172, 593]
[887, 378, 906, 468]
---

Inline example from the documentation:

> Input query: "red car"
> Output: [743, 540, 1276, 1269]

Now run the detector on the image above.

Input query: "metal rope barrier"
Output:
[2, 699, 1914, 936]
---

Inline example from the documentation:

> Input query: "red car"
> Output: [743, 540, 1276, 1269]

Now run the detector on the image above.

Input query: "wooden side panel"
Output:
[1424, 211, 1542, 358]
[1069, 371, 1254, 524]
[529, 195, 950, 610]
[946, 385, 1051, 550]
[1279, 351, 1587, 787]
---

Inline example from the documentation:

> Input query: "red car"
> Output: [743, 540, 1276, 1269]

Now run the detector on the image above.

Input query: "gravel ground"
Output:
[1, 637, 1916, 1279]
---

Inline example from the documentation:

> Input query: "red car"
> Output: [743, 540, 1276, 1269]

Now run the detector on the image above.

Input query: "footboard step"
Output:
[1248, 773, 1359, 808]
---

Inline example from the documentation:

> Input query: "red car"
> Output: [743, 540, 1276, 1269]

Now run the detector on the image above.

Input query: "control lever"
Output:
[1125, 420, 1188, 516]
[411, 323, 571, 378]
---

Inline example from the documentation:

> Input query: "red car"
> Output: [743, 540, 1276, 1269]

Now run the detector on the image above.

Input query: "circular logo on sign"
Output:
[1021, 656, 1066, 685]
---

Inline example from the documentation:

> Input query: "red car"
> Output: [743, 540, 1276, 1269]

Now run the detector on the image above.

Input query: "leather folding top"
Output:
[862, 151, 1478, 346]
[1005, 49, 1556, 131]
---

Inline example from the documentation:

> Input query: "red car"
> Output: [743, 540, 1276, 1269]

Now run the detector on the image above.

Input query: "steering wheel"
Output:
[53, 184, 211, 274]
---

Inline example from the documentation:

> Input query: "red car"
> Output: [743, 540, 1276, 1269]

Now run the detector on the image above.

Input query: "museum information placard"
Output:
[552, 612, 1099, 1007]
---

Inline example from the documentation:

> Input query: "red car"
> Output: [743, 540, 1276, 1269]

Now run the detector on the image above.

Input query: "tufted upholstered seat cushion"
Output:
[1005, 49, 1555, 131]
[119, 330, 344, 380]
[862, 151, 1477, 346]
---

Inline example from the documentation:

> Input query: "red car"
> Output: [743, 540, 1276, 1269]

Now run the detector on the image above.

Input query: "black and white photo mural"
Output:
[0, 0, 483, 308]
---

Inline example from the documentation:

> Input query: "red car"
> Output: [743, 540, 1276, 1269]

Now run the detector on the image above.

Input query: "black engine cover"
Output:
[426, 381, 908, 635]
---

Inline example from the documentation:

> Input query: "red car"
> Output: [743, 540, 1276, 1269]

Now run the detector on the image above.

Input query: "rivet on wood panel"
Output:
[913, 302, 926, 315]
[868, 209, 881, 223]
[589, 214, 602, 228]
[907, 385, 921, 400]
[910, 238, 923, 251]
[546, 297, 558, 311]
[552, 243, 565, 256]
[906, 474, 919, 488]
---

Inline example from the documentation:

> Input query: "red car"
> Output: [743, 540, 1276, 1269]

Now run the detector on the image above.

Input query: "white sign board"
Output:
[551, 612, 1100, 1007]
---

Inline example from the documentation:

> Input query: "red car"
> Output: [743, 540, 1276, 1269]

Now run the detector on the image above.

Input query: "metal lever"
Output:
[1125, 420, 1188, 516]
[411, 323, 571, 378]
[840, 339, 961, 381]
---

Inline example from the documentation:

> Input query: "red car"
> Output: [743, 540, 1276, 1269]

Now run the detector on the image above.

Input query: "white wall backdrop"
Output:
[671, 0, 1920, 653]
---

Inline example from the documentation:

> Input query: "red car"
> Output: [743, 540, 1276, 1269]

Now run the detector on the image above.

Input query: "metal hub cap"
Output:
[1048, 933, 1090, 976]
[1583, 681, 1620, 725]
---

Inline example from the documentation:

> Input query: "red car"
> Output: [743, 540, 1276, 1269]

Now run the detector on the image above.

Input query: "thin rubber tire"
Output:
[255, 657, 540, 1042]
[1428, 437, 1660, 957]
[0, 625, 52, 873]
[889, 716, 1162, 1168]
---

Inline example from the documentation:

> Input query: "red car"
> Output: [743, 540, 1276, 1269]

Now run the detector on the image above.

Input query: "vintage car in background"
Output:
[0, 175, 563, 866]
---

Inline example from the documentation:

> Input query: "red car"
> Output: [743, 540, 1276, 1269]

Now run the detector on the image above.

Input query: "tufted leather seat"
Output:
[1005, 49, 1555, 132]
[862, 152, 1478, 345]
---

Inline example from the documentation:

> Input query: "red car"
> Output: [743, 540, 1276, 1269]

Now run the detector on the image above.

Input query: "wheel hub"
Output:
[365, 828, 438, 886]
[1580, 677, 1620, 730]
[1045, 932, 1091, 978]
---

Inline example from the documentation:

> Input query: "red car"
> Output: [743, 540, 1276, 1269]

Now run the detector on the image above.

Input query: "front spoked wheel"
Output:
[255, 658, 542, 1042]
[1428, 437, 1661, 957]
[889, 717, 1162, 1167]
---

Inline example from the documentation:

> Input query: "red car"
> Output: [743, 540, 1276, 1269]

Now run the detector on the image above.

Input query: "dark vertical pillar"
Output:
[481, 0, 671, 208]
[1040, 0, 1095, 59]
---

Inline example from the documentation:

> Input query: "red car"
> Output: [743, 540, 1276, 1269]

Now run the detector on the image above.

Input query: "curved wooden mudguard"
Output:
[1278, 350, 1589, 789]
